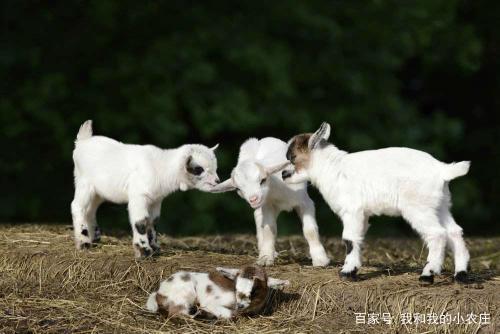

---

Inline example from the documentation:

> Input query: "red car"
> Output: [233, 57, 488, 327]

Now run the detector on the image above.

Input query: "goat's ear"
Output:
[252, 275, 266, 285]
[308, 122, 331, 150]
[210, 143, 219, 151]
[179, 155, 193, 191]
[265, 161, 291, 176]
[208, 179, 236, 193]
[267, 277, 290, 289]
[184, 154, 193, 172]
[216, 267, 240, 279]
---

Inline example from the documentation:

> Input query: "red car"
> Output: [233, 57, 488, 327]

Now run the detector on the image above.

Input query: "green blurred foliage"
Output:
[1, 0, 498, 236]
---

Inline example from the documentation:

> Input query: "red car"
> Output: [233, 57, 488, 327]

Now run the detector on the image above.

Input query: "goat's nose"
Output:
[282, 170, 292, 180]
[249, 195, 258, 203]
[237, 304, 245, 310]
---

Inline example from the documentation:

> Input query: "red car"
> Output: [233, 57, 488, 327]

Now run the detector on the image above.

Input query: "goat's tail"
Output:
[442, 161, 470, 181]
[146, 292, 159, 313]
[76, 120, 93, 142]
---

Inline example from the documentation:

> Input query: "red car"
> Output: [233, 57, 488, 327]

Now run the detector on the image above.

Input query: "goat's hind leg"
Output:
[148, 200, 162, 254]
[71, 180, 98, 249]
[405, 209, 447, 285]
[88, 195, 103, 243]
[439, 206, 470, 283]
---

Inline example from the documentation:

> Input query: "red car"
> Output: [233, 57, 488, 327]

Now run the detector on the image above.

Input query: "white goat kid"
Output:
[71, 120, 220, 258]
[210, 137, 330, 267]
[284, 122, 471, 284]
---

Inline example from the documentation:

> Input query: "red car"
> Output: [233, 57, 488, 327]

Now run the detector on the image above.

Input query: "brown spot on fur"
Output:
[206, 285, 213, 294]
[209, 270, 236, 291]
[156, 293, 169, 317]
[168, 304, 186, 315]
[239, 265, 269, 315]
[287, 134, 313, 171]
[180, 273, 191, 281]
[240, 265, 267, 281]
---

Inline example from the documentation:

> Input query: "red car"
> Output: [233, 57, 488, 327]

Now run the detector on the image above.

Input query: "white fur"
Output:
[212, 137, 330, 267]
[235, 277, 254, 309]
[285, 123, 471, 278]
[71, 120, 220, 257]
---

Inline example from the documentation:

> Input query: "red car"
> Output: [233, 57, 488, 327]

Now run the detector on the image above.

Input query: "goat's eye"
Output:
[188, 165, 204, 175]
[260, 178, 267, 185]
[194, 166, 204, 175]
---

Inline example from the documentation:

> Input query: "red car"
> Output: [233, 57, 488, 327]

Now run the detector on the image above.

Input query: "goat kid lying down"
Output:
[146, 266, 289, 319]
[210, 137, 330, 267]
[71, 120, 220, 258]
[284, 122, 471, 284]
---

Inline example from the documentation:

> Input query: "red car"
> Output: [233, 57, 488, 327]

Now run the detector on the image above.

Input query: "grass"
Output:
[0, 224, 498, 333]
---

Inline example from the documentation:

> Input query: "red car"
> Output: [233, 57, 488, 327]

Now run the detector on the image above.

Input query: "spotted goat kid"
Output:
[284, 122, 471, 284]
[71, 120, 220, 258]
[146, 265, 289, 319]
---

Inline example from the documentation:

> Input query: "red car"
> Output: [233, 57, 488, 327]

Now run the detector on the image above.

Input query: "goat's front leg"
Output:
[199, 304, 234, 320]
[255, 205, 278, 266]
[128, 195, 154, 258]
[296, 198, 330, 267]
[253, 209, 264, 253]
[148, 200, 162, 253]
[340, 211, 367, 280]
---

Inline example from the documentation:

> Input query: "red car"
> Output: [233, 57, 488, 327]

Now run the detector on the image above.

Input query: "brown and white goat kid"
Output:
[283, 122, 471, 284]
[146, 266, 289, 319]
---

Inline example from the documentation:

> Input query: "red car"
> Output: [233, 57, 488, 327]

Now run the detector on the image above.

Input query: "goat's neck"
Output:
[156, 146, 188, 195]
[309, 144, 347, 182]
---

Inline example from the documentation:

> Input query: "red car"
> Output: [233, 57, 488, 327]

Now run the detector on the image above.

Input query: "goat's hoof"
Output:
[188, 305, 200, 317]
[92, 227, 101, 243]
[312, 257, 331, 267]
[151, 244, 161, 254]
[339, 269, 358, 281]
[77, 242, 92, 250]
[454, 271, 468, 284]
[419, 275, 434, 286]
[256, 257, 275, 266]
[134, 244, 154, 258]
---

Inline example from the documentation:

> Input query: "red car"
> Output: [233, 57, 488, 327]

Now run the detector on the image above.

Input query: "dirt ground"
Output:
[0, 224, 498, 333]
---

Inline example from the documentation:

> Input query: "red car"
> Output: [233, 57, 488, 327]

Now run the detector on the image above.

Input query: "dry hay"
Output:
[0, 224, 498, 333]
